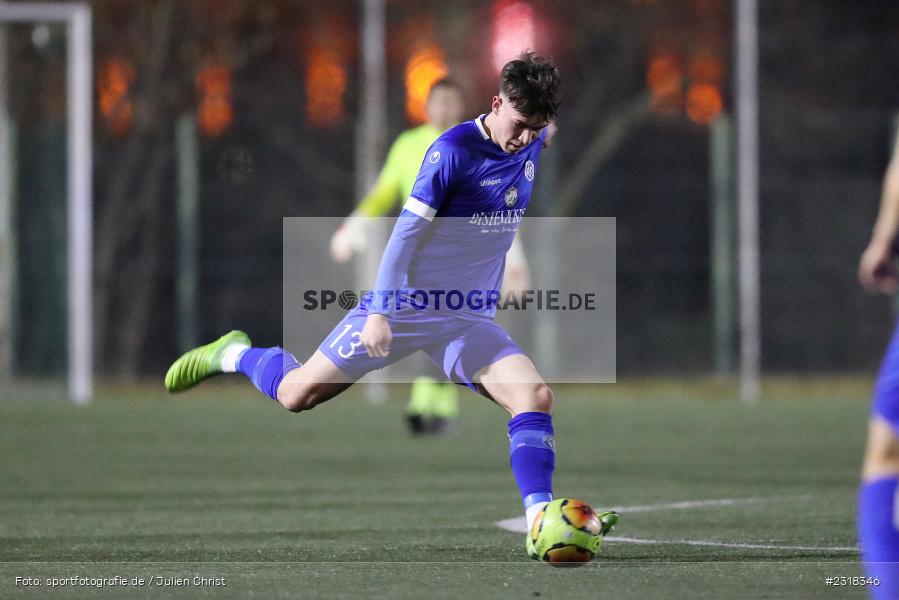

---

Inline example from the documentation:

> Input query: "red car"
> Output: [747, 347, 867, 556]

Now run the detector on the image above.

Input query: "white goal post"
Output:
[0, 2, 93, 404]
[734, 0, 761, 403]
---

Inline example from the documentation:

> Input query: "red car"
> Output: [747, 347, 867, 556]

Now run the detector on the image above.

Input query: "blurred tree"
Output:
[91, 0, 294, 375]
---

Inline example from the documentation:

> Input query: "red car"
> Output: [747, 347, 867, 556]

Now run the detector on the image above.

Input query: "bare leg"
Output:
[862, 417, 899, 481]
[276, 350, 354, 413]
[473, 353, 554, 415]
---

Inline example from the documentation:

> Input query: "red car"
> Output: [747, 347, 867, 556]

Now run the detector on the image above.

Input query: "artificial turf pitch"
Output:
[0, 379, 871, 598]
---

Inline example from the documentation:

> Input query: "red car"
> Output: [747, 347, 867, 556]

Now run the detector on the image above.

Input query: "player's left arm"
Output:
[860, 139, 899, 294]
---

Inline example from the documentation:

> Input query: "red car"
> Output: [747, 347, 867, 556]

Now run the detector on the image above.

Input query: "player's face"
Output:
[426, 86, 465, 132]
[490, 94, 548, 154]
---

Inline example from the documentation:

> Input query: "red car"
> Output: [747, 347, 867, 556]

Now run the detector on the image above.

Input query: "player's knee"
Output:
[531, 383, 554, 414]
[278, 384, 324, 413]
[862, 419, 899, 478]
[864, 442, 899, 475]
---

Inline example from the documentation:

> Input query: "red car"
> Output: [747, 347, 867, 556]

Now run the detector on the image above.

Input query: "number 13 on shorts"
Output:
[329, 323, 362, 359]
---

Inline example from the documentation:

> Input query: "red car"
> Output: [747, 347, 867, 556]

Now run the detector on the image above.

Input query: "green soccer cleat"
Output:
[598, 510, 619, 536]
[164, 330, 251, 393]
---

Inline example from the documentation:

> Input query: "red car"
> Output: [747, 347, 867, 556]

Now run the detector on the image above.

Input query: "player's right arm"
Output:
[330, 138, 406, 263]
[360, 139, 464, 357]
[860, 140, 899, 294]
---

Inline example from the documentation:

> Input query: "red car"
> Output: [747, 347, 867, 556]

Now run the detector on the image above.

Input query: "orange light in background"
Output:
[305, 46, 347, 128]
[688, 53, 723, 85]
[646, 53, 683, 114]
[404, 44, 447, 124]
[687, 51, 724, 125]
[196, 65, 233, 137]
[98, 58, 135, 136]
[491, 0, 536, 73]
[686, 82, 723, 125]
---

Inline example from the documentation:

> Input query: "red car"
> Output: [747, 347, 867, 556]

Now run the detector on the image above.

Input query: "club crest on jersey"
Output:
[525, 160, 535, 181]
[504, 186, 518, 207]
[429, 150, 441, 163]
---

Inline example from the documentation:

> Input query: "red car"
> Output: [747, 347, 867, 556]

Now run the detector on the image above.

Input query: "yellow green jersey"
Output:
[355, 123, 442, 217]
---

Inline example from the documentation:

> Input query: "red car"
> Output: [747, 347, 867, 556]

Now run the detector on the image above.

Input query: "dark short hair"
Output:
[499, 52, 561, 121]
[428, 77, 462, 99]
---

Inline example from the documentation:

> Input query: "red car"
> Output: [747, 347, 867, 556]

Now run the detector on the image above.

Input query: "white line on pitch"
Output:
[604, 536, 857, 552]
[495, 495, 857, 552]
[606, 494, 815, 514]
[496, 495, 813, 534]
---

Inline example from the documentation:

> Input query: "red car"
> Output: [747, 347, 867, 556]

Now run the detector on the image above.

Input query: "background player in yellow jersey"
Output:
[330, 78, 531, 434]
[330, 79, 465, 233]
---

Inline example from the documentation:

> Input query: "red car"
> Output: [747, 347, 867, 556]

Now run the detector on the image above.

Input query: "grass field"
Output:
[0, 378, 873, 598]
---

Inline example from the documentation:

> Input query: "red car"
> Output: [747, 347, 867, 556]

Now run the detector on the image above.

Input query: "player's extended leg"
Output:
[165, 330, 353, 411]
[275, 350, 353, 412]
[473, 353, 617, 557]
[164, 302, 434, 410]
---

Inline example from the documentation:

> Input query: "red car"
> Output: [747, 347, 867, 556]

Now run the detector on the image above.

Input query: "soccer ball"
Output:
[528, 498, 603, 566]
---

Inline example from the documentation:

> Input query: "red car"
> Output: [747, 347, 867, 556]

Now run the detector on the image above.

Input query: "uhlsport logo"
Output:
[525, 160, 535, 181]
[504, 186, 518, 207]
[429, 150, 441, 163]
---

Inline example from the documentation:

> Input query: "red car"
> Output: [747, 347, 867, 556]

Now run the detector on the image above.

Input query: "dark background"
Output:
[6, 0, 899, 377]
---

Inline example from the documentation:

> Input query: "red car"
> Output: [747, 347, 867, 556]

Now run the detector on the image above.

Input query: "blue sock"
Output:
[508, 411, 555, 511]
[236, 347, 301, 401]
[859, 477, 899, 599]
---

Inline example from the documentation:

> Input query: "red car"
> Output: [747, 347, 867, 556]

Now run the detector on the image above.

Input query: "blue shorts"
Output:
[318, 304, 524, 390]
[873, 321, 899, 431]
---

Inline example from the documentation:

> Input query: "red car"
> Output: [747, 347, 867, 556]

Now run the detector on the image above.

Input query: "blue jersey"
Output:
[366, 115, 546, 320]
[409, 114, 544, 219]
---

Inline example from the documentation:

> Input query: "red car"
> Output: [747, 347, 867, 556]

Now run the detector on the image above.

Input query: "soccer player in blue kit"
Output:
[165, 52, 617, 557]
[858, 136, 899, 597]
